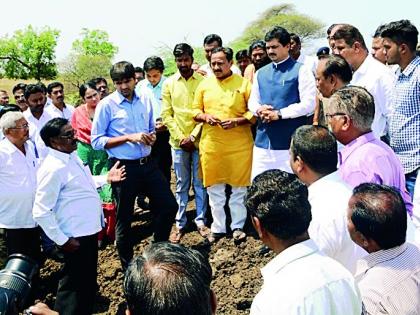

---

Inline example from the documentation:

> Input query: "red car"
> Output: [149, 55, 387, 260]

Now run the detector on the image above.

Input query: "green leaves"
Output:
[0, 25, 60, 80]
[72, 28, 118, 59]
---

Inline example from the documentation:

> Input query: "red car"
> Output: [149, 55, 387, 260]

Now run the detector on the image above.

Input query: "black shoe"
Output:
[45, 246, 65, 262]
[258, 245, 270, 256]
[136, 196, 150, 210]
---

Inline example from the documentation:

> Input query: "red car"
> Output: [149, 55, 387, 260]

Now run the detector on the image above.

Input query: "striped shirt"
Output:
[355, 243, 420, 315]
[389, 56, 420, 174]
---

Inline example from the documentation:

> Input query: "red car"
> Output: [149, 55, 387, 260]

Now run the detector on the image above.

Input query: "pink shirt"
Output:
[339, 132, 413, 214]
[71, 105, 92, 145]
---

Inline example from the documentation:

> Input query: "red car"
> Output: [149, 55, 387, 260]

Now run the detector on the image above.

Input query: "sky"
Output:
[1, 0, 419, 67]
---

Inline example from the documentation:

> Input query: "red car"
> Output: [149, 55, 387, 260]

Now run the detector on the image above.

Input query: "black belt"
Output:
[111, 156, 152, 165]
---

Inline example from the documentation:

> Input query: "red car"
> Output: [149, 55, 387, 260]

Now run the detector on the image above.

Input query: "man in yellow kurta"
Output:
[192, 47, 254, 244]
[161, 43, 209, 244]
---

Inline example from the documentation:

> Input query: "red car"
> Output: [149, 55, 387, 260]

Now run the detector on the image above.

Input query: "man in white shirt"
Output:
[333, 24, 395, 139]
[45, 82, 75, 120]
[248, 26, 316, 179]
[290, 125, 366, 272]
[289, 33, 318, 76]
[0, 111, 41, 264]
[348, 183, 420, 315]
[23, 84, 53, 160]
[246, 169, 363, 315]
[33, 117, 125, 315]
[197, 34, 241, 77]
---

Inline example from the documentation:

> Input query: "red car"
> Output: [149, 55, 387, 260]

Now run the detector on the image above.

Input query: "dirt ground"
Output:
[31, 191, 274, 315]
[0, 173, 274, 314]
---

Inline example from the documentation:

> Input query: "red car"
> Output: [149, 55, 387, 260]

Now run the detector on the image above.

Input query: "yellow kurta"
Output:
[192, 74, 254, 187]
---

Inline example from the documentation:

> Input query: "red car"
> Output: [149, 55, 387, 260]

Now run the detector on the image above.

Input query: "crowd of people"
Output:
[0, 18, 419, 315]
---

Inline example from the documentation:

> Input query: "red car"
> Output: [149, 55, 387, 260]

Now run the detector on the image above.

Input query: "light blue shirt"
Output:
[136, 77, 166, 120]
[91, 90, 155, 160]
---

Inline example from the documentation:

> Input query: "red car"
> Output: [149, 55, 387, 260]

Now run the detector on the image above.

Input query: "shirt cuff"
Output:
[243, 111, 255, 121]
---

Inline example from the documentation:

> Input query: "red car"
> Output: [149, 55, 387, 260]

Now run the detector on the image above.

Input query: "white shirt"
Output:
[308, 171, 367, 273]
[45, 103, 75, 120]
[297, 54, 318, 76]
[248, 58, 316, 119]
[251, 239, 363, 315]
[0, 138, 38, 228]
[198, 62, 241, 77]
[33, 149, 106, 245]
[23, 108, 53, 160]
[351, 54, 395, 137]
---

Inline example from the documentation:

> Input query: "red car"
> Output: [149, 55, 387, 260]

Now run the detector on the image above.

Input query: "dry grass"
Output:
[0, 78, 45, 94]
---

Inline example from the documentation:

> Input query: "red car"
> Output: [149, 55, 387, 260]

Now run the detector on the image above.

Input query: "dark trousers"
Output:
[55, 234, 98, 315]
[151, 130, 172, 183]
[110, 158, 177, 271]
[5, 227, 42, 265]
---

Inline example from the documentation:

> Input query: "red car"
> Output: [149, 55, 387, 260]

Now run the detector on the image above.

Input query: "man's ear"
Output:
[353, 41, 362, 53]
[251, 216, 267, 240]
[210, 289, 217, 315]
[399, 43, 409, 56]
[340, 115, 352, 132]
[294, 155, 304, 174]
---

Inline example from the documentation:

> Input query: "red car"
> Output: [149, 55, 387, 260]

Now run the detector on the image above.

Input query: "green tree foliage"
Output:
[72, 28, 118, 58]
[60, 29, 118, 96]
[0, 25, 60, 81]
[230, 4, 324, 52]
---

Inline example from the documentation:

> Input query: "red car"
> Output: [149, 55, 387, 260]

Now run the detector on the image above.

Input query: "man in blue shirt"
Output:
[91, 61, 177, 271]
[382, 20, 420, 197]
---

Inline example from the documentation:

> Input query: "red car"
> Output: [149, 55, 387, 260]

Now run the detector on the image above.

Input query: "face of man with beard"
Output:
[211, 51, 233, 80]
[175, 54, 194, 77]
[27, 92, 46, 116]
[49, 86, 65, 106]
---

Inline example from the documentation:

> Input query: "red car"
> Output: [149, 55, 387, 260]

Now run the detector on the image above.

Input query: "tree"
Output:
[60, 29, 118, 92]
[72, 28, 118, 59]
[230, 4, 324, 52]
[0, 25, 60, 81]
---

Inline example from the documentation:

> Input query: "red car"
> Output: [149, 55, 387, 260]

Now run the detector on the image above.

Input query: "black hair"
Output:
[246, 169, 312, 240]
[350, 183, 407, 249]
[381, 20, 419, 52]
[134, 67, 145, 75]
[12, 83, 27, 95]
[290, 33, 301, 45]
[124, 243, 213, 315]
[235, 49, 249, 61]
[248, 40, 266, 55]
[265, 26, 291, 46]
[211, 47, 234, 62]
[333, 24, 367, 50]
[291, 125, 338, 175]
[203, 34, 222, 46]
[91, 77, 108, 86]
[0, 104, 21, 119]
[327, 24, 338, 36]
[79, 82, 98, 99]
[47, 81, 64, 94]
[143, 56, 165, 73]
[110, 61, 136, 82]
[319, 54, 353, 83]
[173, 43, 194, 58]
[38, 82, 47, 94]
[373, 24, 386, 38]
[40, 118, 69, 148]
[24, 84, 45, 100]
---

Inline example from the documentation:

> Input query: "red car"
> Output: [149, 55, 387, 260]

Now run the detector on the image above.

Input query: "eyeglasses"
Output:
[58, 131, 75, 139]
[10, 123, 29, 130]
[325, 112, 347, 120]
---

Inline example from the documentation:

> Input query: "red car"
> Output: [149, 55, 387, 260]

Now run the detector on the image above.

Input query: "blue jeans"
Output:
[406, 168, 419, 199]
[172, 149, 207, 229]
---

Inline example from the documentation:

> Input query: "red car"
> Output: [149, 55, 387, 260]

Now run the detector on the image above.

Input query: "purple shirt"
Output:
[339, 132, 413, 215]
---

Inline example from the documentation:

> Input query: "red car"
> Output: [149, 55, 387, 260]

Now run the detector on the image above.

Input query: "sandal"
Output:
[232, 228, 246, 244]
[169, 228, 185, 244]
[197, 225, 210, 238]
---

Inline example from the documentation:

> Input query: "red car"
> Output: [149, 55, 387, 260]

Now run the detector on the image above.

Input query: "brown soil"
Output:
[9, 177, 275, 314]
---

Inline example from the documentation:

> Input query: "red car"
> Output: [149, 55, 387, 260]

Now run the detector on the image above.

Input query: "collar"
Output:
[174, 71, 201, 81]
[355, 243, 408, 278]
[48, 148, 79, 163]
[1, 137, 23, 155]
[308, 171, 340, 201]
[261, 239, 318, 280]
[339, 131, 376, 165]
[272, 56, 291, 67]
[144, 77, 166, 90]
[353, 53, 372, 76]
[400, 56, 420, 77]
[108, 90, 139, 105]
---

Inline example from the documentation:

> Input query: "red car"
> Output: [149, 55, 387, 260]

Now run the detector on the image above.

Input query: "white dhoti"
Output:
[251, 146, 293, 181]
